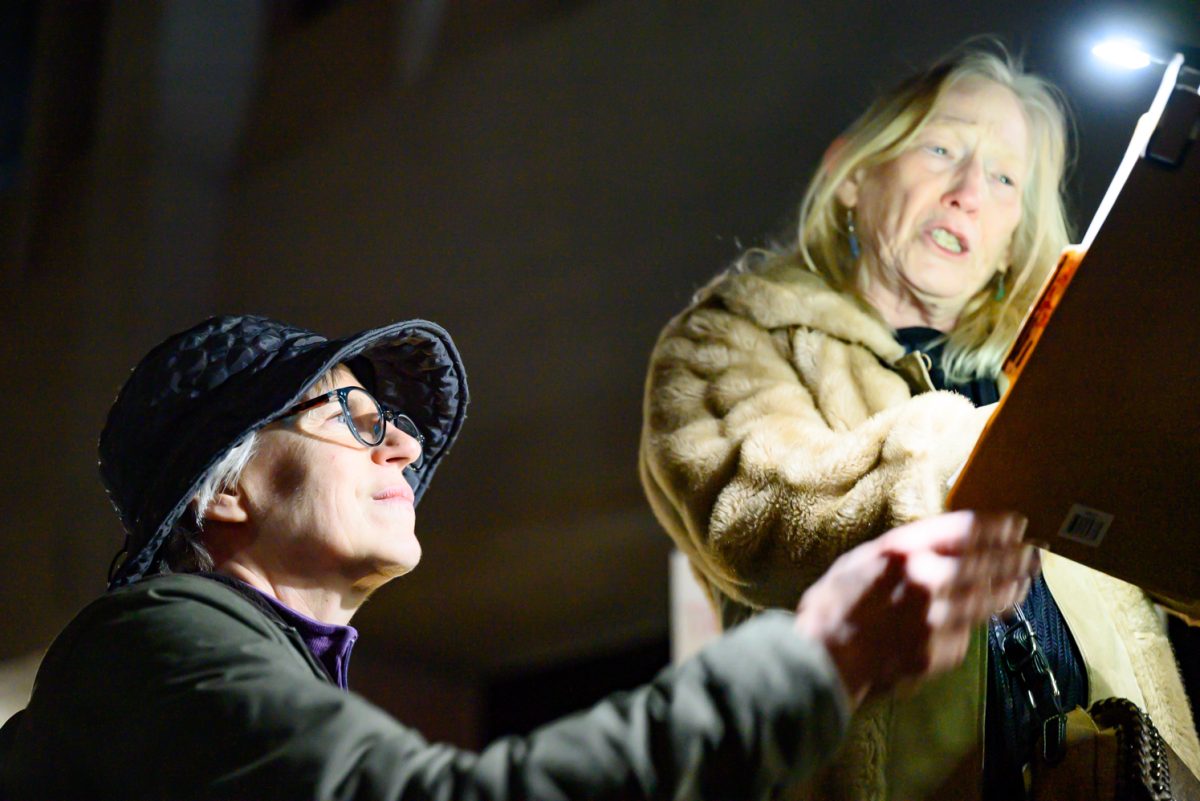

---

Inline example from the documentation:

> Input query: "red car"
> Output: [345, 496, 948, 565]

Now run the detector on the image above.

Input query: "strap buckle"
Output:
[997, 605, 1068, 765]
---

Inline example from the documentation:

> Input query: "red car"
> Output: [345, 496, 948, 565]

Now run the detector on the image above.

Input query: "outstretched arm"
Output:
[3, 511, 1034, 801]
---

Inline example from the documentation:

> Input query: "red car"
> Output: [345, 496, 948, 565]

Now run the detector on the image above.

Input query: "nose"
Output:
[943, 156, 984, 215]
[372, 422, 422, 471]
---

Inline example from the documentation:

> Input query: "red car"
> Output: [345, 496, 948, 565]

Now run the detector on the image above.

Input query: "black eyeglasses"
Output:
[281, 386, 425, 469]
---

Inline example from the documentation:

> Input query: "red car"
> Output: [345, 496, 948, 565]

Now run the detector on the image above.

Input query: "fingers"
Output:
[925, 571, 1033, 674]
[906, 535, 1038, 616]
[924, 622, 975, 676]
[878, 510, 981, 555]
[795, 510, 1040, 705]
[948, 541, 1039, 599]
[879, 510, 1028, 568]
[900, 517, 1037, 609]
[988, 570, 1035, 613]
[875, 511, 1039, 686]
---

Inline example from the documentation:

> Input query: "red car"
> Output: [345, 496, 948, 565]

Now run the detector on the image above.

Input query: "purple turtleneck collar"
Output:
[250, 586, 359, 690]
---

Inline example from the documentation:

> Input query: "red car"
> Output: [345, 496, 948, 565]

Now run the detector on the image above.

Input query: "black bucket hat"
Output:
[100, 314, 468, 589]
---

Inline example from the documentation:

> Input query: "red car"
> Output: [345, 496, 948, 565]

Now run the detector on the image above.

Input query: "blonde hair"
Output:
[773, 43, 1072, 380]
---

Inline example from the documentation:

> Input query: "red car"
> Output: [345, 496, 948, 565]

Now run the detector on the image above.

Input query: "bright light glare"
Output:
[1091, 38, 1152, 70]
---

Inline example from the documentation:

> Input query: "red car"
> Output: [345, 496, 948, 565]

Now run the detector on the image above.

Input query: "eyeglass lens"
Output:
[342, 387, 424, 468]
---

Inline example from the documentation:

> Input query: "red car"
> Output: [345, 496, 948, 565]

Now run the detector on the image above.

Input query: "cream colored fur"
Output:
[642, 262, 986, 610]
[1088, 568, 1200, 774]
[641, 262, 1200, 797]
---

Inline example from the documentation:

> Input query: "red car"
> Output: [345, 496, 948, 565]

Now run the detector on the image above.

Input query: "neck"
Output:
[215, 560, 364, 626]
[857, 271, 960, 332]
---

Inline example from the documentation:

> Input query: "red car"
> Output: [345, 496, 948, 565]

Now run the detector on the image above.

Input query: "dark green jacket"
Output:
[0, 574, 849, 800]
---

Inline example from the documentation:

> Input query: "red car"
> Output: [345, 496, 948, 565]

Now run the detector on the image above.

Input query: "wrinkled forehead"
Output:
[930, 77, 1031, 158]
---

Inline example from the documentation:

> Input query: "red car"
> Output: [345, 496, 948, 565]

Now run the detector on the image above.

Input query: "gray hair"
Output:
[159, 433, 260, 573]
[157, 367, 346, 573]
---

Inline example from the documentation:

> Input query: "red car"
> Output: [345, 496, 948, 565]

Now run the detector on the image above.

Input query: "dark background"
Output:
[1, 0, 1196, 745]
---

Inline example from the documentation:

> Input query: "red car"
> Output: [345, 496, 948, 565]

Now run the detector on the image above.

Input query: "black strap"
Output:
[994, 605, 1069, 765]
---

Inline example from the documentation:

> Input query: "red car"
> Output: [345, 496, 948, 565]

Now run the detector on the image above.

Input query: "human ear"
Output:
[825, 136, 862, 209]
[835, 174, 861, 209]
[201, 489, 249, 524]
[995, 239, 1015, 279]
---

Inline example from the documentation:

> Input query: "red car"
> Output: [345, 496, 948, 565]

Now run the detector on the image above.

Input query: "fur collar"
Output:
[702, 262, 907, 364]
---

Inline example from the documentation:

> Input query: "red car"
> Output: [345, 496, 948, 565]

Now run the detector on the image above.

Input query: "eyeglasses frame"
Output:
[280, 386, 425, 468]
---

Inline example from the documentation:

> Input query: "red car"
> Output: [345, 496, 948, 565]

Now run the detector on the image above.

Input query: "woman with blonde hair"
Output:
[640, 43, 1200, 799]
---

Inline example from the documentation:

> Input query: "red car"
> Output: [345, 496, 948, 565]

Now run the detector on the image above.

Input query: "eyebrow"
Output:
[923, 115, 1027, 163]
[928, 113, 977, 126]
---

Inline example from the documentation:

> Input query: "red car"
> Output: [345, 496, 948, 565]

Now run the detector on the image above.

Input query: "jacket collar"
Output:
[197, 573, 340, 685]
[702, 260, 907, 364]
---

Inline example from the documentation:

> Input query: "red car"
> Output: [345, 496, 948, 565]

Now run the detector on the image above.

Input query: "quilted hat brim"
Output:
[103, 318, 467, 589]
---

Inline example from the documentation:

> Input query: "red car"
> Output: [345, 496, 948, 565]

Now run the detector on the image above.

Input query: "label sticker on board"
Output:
[1057, 504, 1114, 547]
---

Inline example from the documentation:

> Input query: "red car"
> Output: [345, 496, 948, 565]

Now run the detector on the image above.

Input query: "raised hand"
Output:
[793, 510, 1036, 707]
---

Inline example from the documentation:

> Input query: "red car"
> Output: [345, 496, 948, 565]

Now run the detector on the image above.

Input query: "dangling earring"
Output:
[995, 271, 1006, 302]
[846, 210, 861, 260]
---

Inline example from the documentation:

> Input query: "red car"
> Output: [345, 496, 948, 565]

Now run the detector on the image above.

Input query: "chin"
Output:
[379, 558, 420, 580]
[352, 531, 422, 587]
[914, 265, 990, 295]
[353, 553, 421, 594]
[382, 539, 423, 575]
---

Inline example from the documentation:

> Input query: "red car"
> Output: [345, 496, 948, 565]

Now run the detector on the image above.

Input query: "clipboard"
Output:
[946, 55, 1200, 600]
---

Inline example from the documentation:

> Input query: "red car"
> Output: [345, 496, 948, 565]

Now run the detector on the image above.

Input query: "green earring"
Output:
[995, 271, 1006, 302]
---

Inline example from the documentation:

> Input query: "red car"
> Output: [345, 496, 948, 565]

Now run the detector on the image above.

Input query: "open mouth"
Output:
[930, 227, 966, 254]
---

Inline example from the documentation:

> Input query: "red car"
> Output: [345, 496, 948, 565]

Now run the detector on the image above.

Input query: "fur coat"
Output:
[640, 259, 1200, 799]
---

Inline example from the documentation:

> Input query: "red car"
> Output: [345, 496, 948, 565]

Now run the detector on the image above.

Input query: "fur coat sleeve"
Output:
[640, 264, 990, 613]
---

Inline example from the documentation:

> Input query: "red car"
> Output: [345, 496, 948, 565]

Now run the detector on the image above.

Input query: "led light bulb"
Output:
[1091, 38, 1153, 70]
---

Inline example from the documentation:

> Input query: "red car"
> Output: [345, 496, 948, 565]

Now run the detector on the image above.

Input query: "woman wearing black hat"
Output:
[0, 314, 1036, 801]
